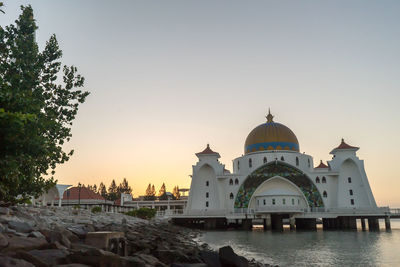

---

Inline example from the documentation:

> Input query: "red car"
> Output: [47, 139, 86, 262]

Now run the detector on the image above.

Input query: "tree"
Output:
[107, 179, 118, 201]
[99, 182, 107, 199]
[118, 178, 132, 195]
[158, 183, 166, 197]
[144, 183, 156, 201]
[172, 186, 181, 200]
[0, 2, 4, 14]
[0, 6, 89, 204]
[92, 184, 97, 194]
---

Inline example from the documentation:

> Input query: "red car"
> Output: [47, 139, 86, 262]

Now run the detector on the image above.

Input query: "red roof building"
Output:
[315, 160, 329, 169]
[57, 186, 105, 201]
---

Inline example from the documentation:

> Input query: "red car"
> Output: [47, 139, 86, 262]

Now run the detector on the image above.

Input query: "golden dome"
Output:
[244, 111, 299, 154]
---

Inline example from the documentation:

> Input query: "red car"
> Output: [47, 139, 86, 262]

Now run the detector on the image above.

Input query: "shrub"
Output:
[125, 207, 156, 220]
[73, 205, 80, 210]
[91, 206, 102, 213]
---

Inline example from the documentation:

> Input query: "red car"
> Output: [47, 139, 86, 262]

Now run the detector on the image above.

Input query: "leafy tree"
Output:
[172, 186, 181, 200]
[99, 182, 107, 199]
[158, 182, 166, 196]
[107, 179, 118, 201]
[0, 6, 89, 204]
[118, 178, 132, 195]
[144, 183, 156, 201]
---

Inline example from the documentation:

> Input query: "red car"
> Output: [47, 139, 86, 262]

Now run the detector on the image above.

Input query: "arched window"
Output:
[316, 177, 320, 183]
[238, 161, 240, 170]
[296, 157, 299, 166]
[249, 158, 252, 168]
[229, 179, 233, 185]
[234, 178, 239, 185]
[292, 198, 295, 205]
[283, 198, 286, 205]
[206, 201, 209, 207]
[322, 176, 326, 183]
[229, 193, 234, 199]
[263, 199, 266, 205]
[206, 181, 209, 186]
[323, 191, 327, 198]
[263, 157, 267, 164]
[348, 177, 352, 183]
[206, 192, 209, 198]
[281, 156, 285, 161]
[272, 199, 276, 205]
[308, 159, 310, 167]
[349, 189, 353, 196]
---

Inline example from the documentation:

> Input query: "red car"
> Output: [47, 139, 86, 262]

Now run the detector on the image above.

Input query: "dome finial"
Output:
[266, 108, 274, 123]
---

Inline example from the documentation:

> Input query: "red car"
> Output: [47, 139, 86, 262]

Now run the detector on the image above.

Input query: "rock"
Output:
[219, 246, 249, 267]
[0, 256, 34, 267]
[67, 225, 87, 239]
[0, 223, 5, 232]
[17, 249, 69, 267]
[200, 250, 221, 267]
[7, 221, 34, 233]
[155, 249, 192, 265]
[68, 248, 122, 266]
[2, 236, 47, 252]
[171, 264, 208, 267]
[133, 253, 167, 267]
[0, 232, 9, 248]
[120, 256, 146, 267]
[58, 265, 91, 267]
[0, 207, 10, 215]
[28, 231, 45, 239]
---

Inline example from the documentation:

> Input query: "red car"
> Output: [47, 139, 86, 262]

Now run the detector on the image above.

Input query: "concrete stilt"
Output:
[368, 218, 380, 231]
[289, 217, 296, 230]
[271, 215, 283, 231]
[296, 218, 316, 230]
[266, 215, 272, 230]
[361, 218, 366, 231]
[385, 217, 391, 231]
[242, 219, 253, 230]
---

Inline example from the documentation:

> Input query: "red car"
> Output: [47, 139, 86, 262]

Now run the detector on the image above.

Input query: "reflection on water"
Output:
[198, 219, 400, 266]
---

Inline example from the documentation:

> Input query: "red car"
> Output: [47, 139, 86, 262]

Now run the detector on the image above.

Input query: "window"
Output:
[323, 191, 327, 198]
[322, 176, 326, 183]
[348, 177, 352, 183]
[350, 199, 354, 205]
[229, 179, 233, 185]
[281, 156, 285, 161]
[316, 177, 320, 183]
[206, 181, 209, 186]
[235, 178, 239, 185]
[263, 199, 266, 205]
[296, 157, 299, 166]
[308, 159, 310, 167]
[206, 201, 209, 207]
[283, 199, 286, 205]
[349, 189, 353, 196]
[249, 158, 252, 168]
[206, 192, 209, 198]
[263, 157, 267, 164]
[238, 161, 240, 170]
[272, 199, 276, 205]
[298, 199, 300, 204]
[257, 200, 259, 206]
[292, 198, 295, 205]
[229, 193, 234, 199]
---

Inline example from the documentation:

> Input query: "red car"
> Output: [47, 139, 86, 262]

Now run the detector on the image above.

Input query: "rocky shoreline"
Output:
[0, 206, 273, 266]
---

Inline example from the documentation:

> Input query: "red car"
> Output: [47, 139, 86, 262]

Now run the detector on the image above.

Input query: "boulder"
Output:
[171, 264, 207, 267]
[0, 232, 9, 248]
[68, 247, 122, 266]
[67, 225, 88, 239]
[120, 256, 146, 267]
[200, 250, 221, 267]
[28, 231, 45, 239]
[0, 223, 5, 232]
[0, 207, 10, 215]
[133, 253, 167, 267]
[17, 249, 69, 267]
[2, 236, 47, 252]
[155, 249, 192, 265]
[57, 265, 92, 267]
[7, 221, 34, 233]
[219, 246, 249, 267]
[0, 256, 34, 267]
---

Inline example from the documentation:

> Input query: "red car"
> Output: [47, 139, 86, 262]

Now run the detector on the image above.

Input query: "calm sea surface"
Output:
[198, 219, 400, 267]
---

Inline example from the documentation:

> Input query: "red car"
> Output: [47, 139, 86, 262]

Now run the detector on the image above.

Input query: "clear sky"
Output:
[1, 1, 400, 206]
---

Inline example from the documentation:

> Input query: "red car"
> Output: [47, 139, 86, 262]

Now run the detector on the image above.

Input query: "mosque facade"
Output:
[185, 111, 378, 219]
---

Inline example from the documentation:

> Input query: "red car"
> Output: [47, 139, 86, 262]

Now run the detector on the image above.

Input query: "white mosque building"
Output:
[178, 111, 390, 230]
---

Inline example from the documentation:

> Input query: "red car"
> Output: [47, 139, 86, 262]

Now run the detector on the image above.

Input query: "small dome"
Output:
[244, 111, 299, 154]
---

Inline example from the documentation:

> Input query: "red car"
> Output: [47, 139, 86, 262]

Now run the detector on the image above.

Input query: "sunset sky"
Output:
[1, 1, 400, 206]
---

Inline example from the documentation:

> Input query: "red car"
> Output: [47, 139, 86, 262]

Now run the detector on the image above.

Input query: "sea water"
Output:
[198, 219, 400, 266]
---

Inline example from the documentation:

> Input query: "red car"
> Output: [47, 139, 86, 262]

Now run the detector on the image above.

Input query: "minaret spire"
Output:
[266, 108, 274, 123]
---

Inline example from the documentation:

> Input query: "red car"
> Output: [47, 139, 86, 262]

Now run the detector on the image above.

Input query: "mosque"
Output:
[176, 111, 390, 230]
